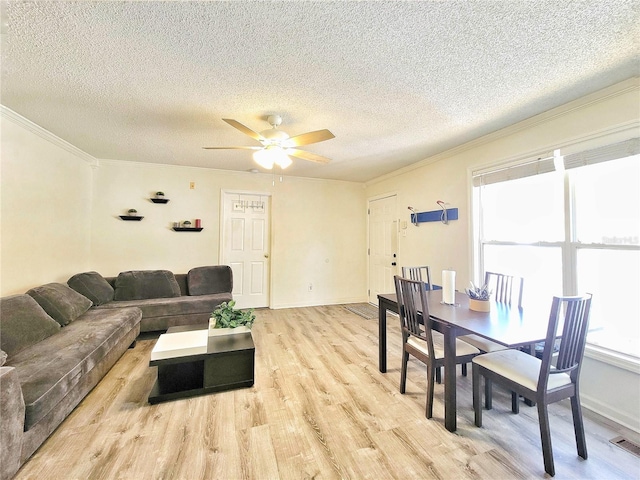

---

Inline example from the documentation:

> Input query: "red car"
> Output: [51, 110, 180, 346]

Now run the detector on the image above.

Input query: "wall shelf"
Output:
[173, 227, 203, 232]
[120, 215, 143, 221]
[151, 198, 170, 204]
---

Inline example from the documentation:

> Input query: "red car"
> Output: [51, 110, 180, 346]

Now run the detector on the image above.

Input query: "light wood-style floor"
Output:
[15, 305, 640, 479]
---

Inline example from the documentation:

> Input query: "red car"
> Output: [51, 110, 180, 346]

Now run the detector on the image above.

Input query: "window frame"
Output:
[471, 138, 640, 367]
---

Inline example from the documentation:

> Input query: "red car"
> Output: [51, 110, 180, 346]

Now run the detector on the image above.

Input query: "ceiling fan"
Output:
[203, 115, 334, 169]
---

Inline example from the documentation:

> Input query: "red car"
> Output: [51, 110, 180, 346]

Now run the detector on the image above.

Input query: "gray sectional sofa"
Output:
[0, 265, 233, 480]
[70, 265, 233, 332]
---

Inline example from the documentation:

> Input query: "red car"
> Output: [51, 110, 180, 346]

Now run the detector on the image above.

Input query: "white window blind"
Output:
[472, 137, 639, 187]
[563, 137, 639, 170]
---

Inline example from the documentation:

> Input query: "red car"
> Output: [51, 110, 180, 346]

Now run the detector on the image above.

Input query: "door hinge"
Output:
[368, 248, 370, 255]
[368, 289, 370, 296]
[367, 208, 370, 214]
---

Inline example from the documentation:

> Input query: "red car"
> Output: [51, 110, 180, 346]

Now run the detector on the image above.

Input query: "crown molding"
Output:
[96, 157, 363, 187]
[366, 77, 640, 187]
[1, 105, 98, 166]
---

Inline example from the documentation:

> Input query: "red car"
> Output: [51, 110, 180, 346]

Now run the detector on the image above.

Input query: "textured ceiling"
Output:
[1, 1, 638, 182]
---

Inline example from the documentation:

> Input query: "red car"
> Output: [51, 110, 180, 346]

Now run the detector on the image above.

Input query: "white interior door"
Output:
[221, 192, 271, 309]
[368, 195, 398, 303]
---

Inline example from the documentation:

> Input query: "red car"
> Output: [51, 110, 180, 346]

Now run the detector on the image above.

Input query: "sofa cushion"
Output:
[0, 350, 6, 367]
[8, 307, 142, 430]
[67, 271, 114, 306]
[187, 266, 233, 296]
[114, 270, 181, 301]
[0, 294, 61, 357]
[27, 283, 93, 326]
[98, 292, 231, 318]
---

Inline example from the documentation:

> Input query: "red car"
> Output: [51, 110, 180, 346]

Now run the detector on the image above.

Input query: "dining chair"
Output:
[472, 294, 592, 477]
[401, 266, 439, 380]
[401, 266, 433, 290]
[394, 275, 480, 419]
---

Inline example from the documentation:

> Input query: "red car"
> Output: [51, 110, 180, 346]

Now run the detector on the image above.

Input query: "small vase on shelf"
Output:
[151, 192, 170, 203]
[120, 209, 143, 221]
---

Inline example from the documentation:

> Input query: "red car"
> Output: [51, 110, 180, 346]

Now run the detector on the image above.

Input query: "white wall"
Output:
[0, 109, 367, 307]
[365, 78, 640, 432]
[90, 160, 367, 308]
[1, 109, 94, 294]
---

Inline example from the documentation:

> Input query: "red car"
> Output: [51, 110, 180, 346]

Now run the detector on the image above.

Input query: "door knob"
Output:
[264, 254, 269, 258]
[391, 262, 397, 266]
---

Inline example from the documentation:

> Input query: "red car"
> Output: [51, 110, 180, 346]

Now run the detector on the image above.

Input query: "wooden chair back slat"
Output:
[394, 276, 434, 359]
[401, 266, 433, 291]
[484, 271, 524, 307]
[539, 295, 592, 385]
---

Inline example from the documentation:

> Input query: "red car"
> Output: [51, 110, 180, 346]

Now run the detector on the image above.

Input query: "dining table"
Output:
[378, 289, 550, 432]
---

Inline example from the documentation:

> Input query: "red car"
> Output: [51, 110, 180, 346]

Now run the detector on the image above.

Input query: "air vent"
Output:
[610, 436, 640, 458]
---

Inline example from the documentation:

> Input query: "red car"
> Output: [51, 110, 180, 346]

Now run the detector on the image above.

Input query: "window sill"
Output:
[585, 344, 640, 374]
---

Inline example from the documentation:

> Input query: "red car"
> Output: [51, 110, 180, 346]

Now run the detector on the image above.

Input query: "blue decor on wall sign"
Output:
[410, 208, 458, 224]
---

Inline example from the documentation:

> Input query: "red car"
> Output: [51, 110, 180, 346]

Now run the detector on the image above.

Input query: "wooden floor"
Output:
[15, 305, 640, 479]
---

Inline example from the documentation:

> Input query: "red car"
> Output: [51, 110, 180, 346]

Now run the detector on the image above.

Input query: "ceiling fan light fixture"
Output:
[276, 149, 293, 169]
[205, 115, 333, 167]
[253, 148, 274, 169]
[260, 128, 289, 142]
[253, 146, 292, 170]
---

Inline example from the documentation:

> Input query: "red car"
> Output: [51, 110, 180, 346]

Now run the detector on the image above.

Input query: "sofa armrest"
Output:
[1, 366, 25, 480]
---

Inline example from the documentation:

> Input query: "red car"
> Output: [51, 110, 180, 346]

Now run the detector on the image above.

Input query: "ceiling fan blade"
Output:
[284, 129, 335, 147]
[287, 148, 331, 164]
[222, 118, 264, 142]
[202, 146, 263, 150]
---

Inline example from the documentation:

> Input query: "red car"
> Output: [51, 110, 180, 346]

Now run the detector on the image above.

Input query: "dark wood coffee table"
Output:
[148, 324, 255, 404]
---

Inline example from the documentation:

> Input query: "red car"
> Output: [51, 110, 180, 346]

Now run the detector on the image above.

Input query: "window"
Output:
[473, 138, 640, 359]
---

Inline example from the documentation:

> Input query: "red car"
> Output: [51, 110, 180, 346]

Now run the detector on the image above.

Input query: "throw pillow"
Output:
[0, 349, 7, 367]
[67, 271, 114, 306]
[0, 294, 61, 357]
[27, 283, 93, 326]
[114, 270, 181, 301]
[187, 266, 233, 296]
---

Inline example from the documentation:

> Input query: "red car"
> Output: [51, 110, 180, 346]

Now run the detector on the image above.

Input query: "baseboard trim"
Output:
[271, 296, 368, 310]
[581, 392, 640, 434]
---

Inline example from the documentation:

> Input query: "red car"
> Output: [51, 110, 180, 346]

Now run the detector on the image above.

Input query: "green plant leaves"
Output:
[211, 301, 255, 329]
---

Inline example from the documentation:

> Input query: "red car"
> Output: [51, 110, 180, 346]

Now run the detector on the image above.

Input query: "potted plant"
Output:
[155, 191, 165, 198]
[466, 282, 492, 312]
[182, 220, 192, 228]
[209, 301, 255, 336]
[127, 208, 138, 217]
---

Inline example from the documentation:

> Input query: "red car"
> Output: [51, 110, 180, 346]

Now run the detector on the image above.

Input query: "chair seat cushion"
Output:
[459, 334, 507, 353]
[473, 349, 572, 391]
[408, 332, 480, 359]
